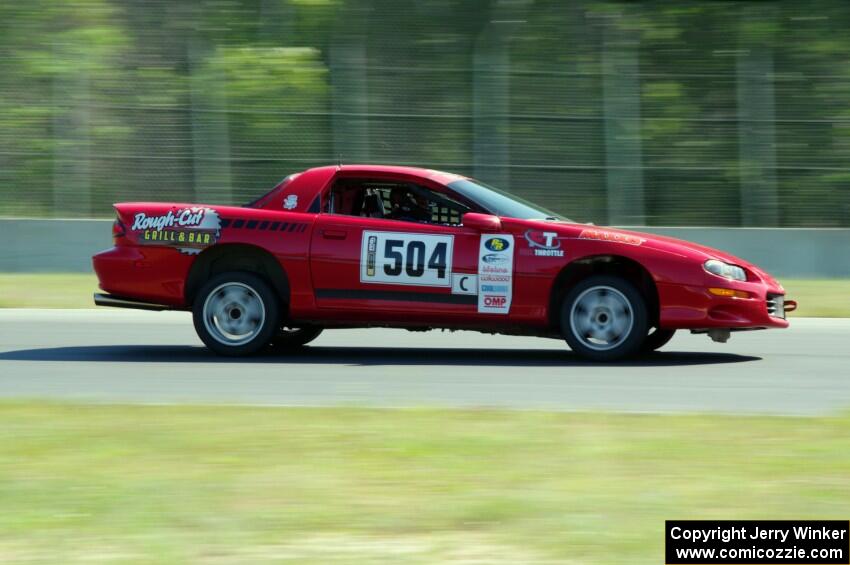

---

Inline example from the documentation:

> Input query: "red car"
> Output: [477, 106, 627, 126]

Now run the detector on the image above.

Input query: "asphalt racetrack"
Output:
[0, 310, 847, 415]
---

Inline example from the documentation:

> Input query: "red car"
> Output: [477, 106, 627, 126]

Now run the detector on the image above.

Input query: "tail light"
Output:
[112, 218, 126, 240]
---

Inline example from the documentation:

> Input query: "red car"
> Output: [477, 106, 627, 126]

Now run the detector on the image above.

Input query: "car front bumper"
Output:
[657, 280, 792, 330]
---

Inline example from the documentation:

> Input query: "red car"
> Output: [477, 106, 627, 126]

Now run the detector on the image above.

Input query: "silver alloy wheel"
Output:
[202, 282, 266, 346]
[569, 285, 634, 351]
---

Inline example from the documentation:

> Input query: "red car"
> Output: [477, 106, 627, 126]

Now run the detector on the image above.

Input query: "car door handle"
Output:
[322, 229, 347, 240]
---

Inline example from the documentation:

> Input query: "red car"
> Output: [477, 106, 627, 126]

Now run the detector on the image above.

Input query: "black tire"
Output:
[192, 271, 280, 356]
[270, 325, 324, 350]
[641, 327, 676, 353]
[560, 275, 649, 361]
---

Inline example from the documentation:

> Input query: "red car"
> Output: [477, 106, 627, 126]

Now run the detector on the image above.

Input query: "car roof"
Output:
[260, 164, 470, 213]
[303, 164, 466, 185]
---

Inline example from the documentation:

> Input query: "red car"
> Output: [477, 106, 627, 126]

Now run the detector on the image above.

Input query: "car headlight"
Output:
[704, 259, 746, 281]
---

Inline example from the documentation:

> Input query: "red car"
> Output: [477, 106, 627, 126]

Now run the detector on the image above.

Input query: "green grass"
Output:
[0, 274, 849, 317]
[0, 403, 848, 563]
[781, 279, 850, 317]
[0, 273, 98, 309]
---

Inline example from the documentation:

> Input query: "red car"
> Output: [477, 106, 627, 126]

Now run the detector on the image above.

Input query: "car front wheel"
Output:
[641, 327, 676, 353]
[561, 275, 649, 361]
[270, 325, 324, 350]
[193, 272, 280, 356]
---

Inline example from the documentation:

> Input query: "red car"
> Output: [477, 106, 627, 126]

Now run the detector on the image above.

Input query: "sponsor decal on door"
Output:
[360, 231, 453, 287]
[451, 273, 477, 295]
[478, 234, 513, 314]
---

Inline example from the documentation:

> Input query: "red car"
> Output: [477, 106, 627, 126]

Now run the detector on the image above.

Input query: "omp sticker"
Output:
[451, 273, 477, 295]
[478, 234, 513, 314]
[283, 194, 298, 210]
[360, 231, 453, 287]
[132, 207, 221, 255]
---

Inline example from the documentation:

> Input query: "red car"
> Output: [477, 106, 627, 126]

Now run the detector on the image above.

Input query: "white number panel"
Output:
[360, 231, 454, 287]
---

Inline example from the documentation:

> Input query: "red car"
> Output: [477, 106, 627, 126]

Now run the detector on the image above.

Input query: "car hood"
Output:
[513, 220, 778, 285]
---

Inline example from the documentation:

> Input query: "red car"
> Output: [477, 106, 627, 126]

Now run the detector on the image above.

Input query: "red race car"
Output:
[92, 165, 796, 361]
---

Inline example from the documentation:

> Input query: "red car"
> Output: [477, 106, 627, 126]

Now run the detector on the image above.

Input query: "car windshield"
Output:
[447, 178, 568, 221]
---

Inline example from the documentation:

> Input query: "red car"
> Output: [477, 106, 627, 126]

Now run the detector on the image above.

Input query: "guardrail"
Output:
[0, 219, 112, 273]
[0, 219, 848, 278]
[622, 227, 850, 279]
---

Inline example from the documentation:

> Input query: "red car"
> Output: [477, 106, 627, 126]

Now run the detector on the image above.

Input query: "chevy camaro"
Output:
[92, 165, 795, 361]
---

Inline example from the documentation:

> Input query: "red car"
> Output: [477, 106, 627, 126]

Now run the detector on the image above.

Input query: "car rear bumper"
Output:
[92, 246, 191, 307]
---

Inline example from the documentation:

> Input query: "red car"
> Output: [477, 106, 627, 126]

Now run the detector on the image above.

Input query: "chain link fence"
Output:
[0, 0, 848, 226]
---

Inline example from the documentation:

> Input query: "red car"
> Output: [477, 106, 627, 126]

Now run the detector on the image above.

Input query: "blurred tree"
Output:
[0, 0, 847, 226]
[203, 45, 331, 202]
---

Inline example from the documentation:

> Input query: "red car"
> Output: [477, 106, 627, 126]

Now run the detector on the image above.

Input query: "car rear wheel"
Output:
[270, 325, 324, 349]
[193, 272, 279, 356]
[641, 327, 676, 353]
[561, 275, 648, 361]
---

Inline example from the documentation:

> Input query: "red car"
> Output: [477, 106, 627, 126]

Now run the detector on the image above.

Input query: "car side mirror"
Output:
[462, 212, 502, 232]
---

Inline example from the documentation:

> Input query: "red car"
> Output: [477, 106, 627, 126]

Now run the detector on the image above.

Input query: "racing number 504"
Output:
[383, 239, 447, 279]
[360, 231, 454, 287]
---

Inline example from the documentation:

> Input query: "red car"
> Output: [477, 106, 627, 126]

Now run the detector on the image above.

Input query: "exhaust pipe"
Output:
[93, 293, 170, 311]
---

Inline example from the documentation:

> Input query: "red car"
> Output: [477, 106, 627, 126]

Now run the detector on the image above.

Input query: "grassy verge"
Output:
[0, 403, 848, 563]
[780, 279, 850, 317]
[0, 273, 849, 317]
[0, 273, 98, 309]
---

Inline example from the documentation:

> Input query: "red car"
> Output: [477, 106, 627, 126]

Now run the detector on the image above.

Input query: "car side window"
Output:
[324, 178, 473, 226]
